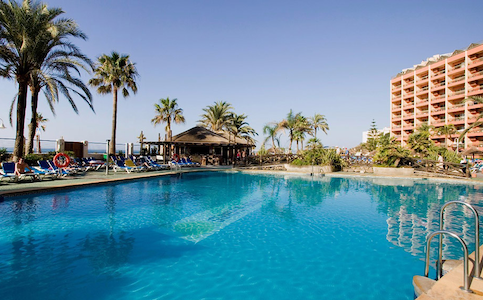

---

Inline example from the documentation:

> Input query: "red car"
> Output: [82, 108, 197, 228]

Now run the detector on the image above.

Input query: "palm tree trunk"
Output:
[314, 127, 317, 139]
[110, 87, 118, 155]
[26, 86, 40, 155]
[13, 80, 29, 161]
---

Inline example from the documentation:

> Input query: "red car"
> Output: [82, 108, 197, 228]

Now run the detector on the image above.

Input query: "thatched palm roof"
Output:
[172, 126, 231, 145]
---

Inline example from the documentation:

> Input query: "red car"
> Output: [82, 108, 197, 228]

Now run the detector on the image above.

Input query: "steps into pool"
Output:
[414, 200, 483, 299]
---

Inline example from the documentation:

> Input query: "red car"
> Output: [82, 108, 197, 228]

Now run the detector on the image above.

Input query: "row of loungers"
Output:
[110, 155, 171, 173]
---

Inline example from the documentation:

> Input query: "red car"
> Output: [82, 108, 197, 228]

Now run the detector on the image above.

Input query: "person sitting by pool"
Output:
[15, 158, 34, 175]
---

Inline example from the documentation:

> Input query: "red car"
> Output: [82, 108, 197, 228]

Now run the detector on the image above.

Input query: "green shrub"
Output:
[0, 148, 9, 162]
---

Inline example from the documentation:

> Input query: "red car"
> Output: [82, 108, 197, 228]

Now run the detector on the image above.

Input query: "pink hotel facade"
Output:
[390, 42, 483, 150]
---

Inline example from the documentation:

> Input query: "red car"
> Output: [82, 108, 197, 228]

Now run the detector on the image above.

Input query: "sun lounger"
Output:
[112, 160, 134, 173]
[1, 162, 39, 182]
[146, 156, 169, 170]
[124, 159, 145, 172]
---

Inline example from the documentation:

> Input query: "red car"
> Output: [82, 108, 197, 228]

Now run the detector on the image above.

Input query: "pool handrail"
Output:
[425, 230, 471, 292]
[439, 201, 480, 279]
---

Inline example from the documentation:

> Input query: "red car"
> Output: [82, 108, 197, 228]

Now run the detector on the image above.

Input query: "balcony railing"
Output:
[450, 76, 465, 84]
[433, 70, 446, 76]
[448, 90, 465, 97]
[418, 86, 429, 92]
[432, 107, 445, 112]
[469, 71, 483, 78]
[432, 95, 446, 100]
[419, 75, 429, 80]
[392, 105, 402, 109]
[392, 85, 402, 89]
[449, 102, 465, 108]
[469, 57, 483, 65]
[450, 116, 465, 122]
[432, 82, 446, 88]
[449, 63, 464, 71]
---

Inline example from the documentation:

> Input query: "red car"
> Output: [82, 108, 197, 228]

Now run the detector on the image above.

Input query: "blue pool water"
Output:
[0, 172, 482, 300]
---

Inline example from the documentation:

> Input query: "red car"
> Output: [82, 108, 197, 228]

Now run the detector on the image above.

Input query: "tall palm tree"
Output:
[35, 112, 48, 153]
[0, 0, 67, 160]
[436, 124, 456, 149]
[263, 123, 280, 151]
[24, 18, 93, 154]
[308, 113, 329, 139]
[198, 101, 233, 132]
[151, 97, 185, 141]
[279, 110, 301, 153]
[89, 52, 138, 155]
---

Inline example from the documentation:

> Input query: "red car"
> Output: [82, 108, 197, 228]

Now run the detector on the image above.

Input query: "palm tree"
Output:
[308, 113, 329, 139]
[89, 52, 138, 155]
[263, 123, 280, 152]
[279, 110, 302, 153]
[151, 97, 185, 141]
[407, 124, 435, 156]
[293, 114, 311, 151]
[35, 112, 48, 153]
[138, 131, 146, 155]
[0, 0, 66, 160]
[227, 113, 257, 143]
[198, 101, 233, 132]
[24, 17, 93, 154]
[436, 124, 456, 149]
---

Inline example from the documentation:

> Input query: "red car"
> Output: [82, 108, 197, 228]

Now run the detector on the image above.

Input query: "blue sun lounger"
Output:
[1, 162, 39, 182]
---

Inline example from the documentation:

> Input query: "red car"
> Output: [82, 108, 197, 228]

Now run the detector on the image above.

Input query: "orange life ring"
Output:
[53, 153, 70, 168]
[172, 153, 179, 162]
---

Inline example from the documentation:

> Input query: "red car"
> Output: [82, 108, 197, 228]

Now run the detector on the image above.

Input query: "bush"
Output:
[0, 148, 9, 162]
[290, 147, 346, 170]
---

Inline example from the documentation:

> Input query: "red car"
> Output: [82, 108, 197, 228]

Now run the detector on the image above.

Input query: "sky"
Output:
[1, 0, 483, 151]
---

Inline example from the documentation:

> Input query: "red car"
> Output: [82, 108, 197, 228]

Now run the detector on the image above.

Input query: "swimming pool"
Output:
[0, 172, 481, 299]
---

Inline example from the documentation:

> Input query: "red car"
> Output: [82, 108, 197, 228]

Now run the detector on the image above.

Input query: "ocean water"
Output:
[0, 172, 481, 300]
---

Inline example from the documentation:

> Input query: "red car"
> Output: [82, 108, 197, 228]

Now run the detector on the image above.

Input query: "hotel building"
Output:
[390, 42, 483, 150]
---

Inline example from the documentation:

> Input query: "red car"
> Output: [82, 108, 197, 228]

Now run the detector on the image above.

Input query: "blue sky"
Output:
[1, 0, 483, 150]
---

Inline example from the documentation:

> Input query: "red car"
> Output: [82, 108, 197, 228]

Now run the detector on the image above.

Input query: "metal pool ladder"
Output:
[437, 201, 480, 279]
[418, 200, 481, 294]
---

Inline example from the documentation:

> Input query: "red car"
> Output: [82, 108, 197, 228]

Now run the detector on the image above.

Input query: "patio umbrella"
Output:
[461, 147, 483, 160]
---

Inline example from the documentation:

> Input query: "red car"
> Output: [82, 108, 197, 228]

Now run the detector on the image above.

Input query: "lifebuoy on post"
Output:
[53, 153, 70, 168]
[172, 153, 180, 162]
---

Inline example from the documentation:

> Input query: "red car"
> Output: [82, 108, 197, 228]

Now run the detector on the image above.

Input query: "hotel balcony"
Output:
[468, 57, 483, 68]
[431, 83, 445, 92]
[431, 107, 445, 115]
[392, 105, 402, 112]
[431, 71, 446, 80]
[467, 85, 483, 97]
[416, 100, 429, 107]
[403, 114, 414, 120]
[416, 88, 429, 96]
[468, 102, 483, 109]
[468, 71, 483, 82]
[447, 102, 465, 112]
[447, 63, 465, 75]
[467, 128, 483, 137]
[448, 116, 465, 125]
[431, 95, 446, 104]
[391, 95, 402, 102]
[416, 77, 429, 86]
[432, 119, 446, 126]
[468, 115, 480, 123]
[447, 90, 465, 101]
[447, 76, 465, 87]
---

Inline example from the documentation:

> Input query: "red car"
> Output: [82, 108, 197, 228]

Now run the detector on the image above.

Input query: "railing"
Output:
[431, 107, 445, 112]
[469, 71, 483, 78]
[438, 201, 480, 279]
[449, 63, 464, 71]
[419, 75, 429, 80]
[449, 76, 465, 84]
[432, 95, 446, 101]
[424, 231, 470, 292]
[469, 57, 483, 64]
